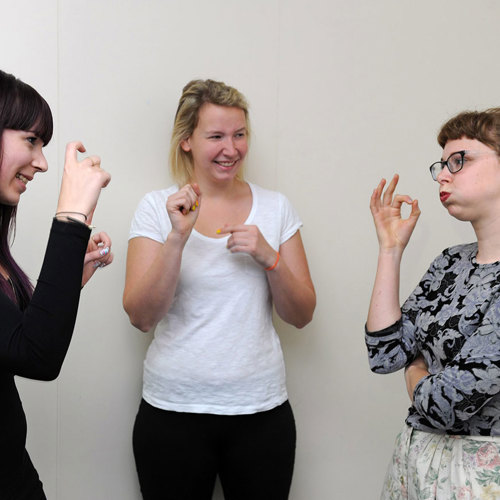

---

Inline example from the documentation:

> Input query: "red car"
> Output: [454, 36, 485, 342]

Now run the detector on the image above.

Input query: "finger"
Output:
[65, 141, 85, 164]
[94, 251, 114, 268]
[191, 182, 202, 197]
[217, 224, 247, 235]
[370, 178, 386, 211]
[100, 170, 111, 188]
[409, 199, 421, 220]
[86, 155, 101, 167]
[92, 231, 112, 248]
[177, 185, 200, 213]
[391, 194, 414, 210]
[382, 174, 399, 205]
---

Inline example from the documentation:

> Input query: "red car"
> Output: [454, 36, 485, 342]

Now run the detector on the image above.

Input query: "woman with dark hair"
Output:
[0, 69, 112, 499]
[124, 79, 315, 499]
[366, 108, 500, 499]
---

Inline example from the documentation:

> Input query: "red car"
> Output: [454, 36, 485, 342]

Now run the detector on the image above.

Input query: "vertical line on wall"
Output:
[275, 0, 282, 191]
[55, 3, 61, 498]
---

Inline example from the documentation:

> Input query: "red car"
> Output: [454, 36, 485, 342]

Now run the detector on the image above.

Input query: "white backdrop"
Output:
[1, 0, 498, 498]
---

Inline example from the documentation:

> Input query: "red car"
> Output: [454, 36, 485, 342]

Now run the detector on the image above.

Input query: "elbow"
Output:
[293, 311, 314, 329]
[291, 295, 316, 329]
[39, 367, 62, 381]
[24, 362, 63, 381]
[132, 319, 153, 333]
[126, 310, 154, 333]
[123, 296, 153, 333]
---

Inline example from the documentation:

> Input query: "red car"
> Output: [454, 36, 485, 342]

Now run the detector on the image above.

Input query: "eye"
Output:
[448, 152, 464, 171]
[209, 134, 222, 140]
[26, 136, 38, 145]
[235, 132, 246, 138]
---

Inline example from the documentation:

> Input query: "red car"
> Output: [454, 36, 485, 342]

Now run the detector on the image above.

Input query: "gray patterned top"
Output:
[365, 243, 500, 435]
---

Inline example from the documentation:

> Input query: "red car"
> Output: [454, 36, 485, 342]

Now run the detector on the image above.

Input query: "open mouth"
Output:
[215, 159, 239, 168]
[16, 173, 29, 185]
[440, 192, 450, 202]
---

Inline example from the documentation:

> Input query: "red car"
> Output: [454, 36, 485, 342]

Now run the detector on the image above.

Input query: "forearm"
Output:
[0, 219, 89, 380]
[123, 233, 185, 332]
[405, 361, 429, 402]
[367, 249, 404, 331]
[266, 259, 316, 329]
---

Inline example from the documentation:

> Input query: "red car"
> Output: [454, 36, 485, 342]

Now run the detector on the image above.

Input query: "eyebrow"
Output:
[441, 150, 465, 162]
[205, 127, 247, 134]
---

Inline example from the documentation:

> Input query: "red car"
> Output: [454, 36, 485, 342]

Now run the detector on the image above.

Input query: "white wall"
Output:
[1, 0, 499, 498]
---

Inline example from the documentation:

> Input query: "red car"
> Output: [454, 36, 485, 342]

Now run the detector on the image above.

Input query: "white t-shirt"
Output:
[129, 182, 302, 415]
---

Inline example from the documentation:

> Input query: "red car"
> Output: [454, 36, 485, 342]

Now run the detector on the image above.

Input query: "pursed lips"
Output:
[440, 191, 450, 202]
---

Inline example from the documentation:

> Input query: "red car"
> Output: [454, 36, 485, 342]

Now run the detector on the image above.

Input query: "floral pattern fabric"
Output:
[366, 243, 500, 435]
[381, 425, 500, 500]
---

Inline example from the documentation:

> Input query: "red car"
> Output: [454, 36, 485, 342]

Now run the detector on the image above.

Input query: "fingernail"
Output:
[191, 205, 196, 211]
[93, 262, 101, 269]
[99, 247, 110, 256]
[216, 229, 221, 234]
[196, 201, 199, 207]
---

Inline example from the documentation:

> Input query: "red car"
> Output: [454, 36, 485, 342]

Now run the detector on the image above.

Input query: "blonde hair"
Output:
[169, 79, 250, 186]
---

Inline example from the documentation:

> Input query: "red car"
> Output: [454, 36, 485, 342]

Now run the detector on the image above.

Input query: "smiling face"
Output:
[0, 129, 48, 206]
[180, 103, 248, 185]
[437, 137, 500, 224]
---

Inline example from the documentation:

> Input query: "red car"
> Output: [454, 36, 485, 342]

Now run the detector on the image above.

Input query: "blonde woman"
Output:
[124, 79, 315, 500]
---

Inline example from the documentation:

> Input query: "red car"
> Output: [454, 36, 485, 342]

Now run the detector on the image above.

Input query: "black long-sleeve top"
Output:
[0, 219, 89, 499]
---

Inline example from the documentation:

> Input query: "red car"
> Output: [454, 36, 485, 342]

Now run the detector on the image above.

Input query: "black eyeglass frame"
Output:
[429, 150, 467, 181]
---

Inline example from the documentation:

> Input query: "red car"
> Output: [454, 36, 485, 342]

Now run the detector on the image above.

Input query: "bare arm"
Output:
[266, 231, 315, 328]
[366, 174, 420, 331]
[405, 354, 430, 402]
[123, 233, 186, 332]
[123, 184, 201, 332]
[220, 225, 315, 328]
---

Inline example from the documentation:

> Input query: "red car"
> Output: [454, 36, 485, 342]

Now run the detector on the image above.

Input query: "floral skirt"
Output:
[381, 425, 500, 500]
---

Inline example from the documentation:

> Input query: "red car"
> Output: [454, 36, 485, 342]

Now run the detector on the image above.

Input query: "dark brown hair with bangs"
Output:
[438, 108, 500, 156]
[0, 69, 54, 308]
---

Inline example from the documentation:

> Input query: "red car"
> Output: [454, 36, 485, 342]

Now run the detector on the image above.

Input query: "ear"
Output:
[180, 138, 191, 152]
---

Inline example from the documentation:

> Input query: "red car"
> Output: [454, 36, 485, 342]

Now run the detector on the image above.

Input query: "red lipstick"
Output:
[440, 192, 450, 202]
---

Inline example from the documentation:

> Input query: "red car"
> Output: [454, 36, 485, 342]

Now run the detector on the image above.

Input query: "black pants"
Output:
[133, 399, 296, 500]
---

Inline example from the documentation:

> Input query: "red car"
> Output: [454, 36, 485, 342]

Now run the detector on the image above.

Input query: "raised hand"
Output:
[81, 231, 113, 287]
[166, 183, 201, 241]
[217, 224, 276, 269]
[56, 142, 111, 222]
[370, 174, 420, 253]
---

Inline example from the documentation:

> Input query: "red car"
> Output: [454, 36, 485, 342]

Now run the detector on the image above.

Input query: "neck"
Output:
[191, 175, 245, 199]
[473, 215, 500, 263]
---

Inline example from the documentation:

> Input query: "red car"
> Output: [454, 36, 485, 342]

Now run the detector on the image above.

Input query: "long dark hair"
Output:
[0, 70, 53, 309]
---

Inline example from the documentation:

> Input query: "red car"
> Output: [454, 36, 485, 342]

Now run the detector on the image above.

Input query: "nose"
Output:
[32, 147, 48, 172]
[436, 165, 451, 184]
[222, 137, 237, 156]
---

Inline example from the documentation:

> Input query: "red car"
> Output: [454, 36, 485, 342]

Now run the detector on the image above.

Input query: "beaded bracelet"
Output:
[265, 251, 280, 271]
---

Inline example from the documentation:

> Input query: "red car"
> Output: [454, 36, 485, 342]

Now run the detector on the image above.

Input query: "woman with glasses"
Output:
[365, 108, 500, 499]
[0, 69, 112, 499]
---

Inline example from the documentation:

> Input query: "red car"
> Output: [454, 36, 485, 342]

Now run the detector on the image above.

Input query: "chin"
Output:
[446, 208, 470, 222]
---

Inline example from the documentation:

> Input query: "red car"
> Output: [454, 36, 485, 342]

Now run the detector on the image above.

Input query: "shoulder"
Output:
[249, 182, 294, 208]
[430, 243, 476, 268]
[140, 185, 179, 206]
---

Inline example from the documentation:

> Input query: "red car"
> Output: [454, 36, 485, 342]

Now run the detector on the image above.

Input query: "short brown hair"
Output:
[169, 79, 250, 186]
[438, 108, 500, 155]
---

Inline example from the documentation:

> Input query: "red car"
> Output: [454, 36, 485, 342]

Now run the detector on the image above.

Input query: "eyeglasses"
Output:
[429, 150, 498, 181]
